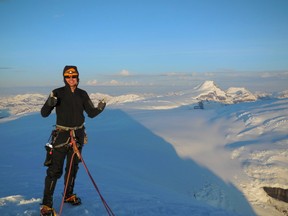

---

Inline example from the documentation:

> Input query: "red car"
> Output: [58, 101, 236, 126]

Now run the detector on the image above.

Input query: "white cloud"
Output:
[162, 72, 188, 76]
[105, 80, 140, 86]
[86, 79, 98, 86]
[110, 80, 119, 85]
[86, 78, 139, 86]
[260, 71, 288, 78]
[119, 69, 130, 76]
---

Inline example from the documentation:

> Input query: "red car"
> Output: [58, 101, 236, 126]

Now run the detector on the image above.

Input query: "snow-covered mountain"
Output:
[194, 80, 228, 102]
[226, 87, 257, 103]
[277, 90, 288, 99]
[0, 94, 47, 116]
[0, 80, 286, 119]
[194, 81, 257, 104]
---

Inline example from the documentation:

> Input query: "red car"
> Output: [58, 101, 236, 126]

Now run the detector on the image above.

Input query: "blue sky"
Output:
[1, 0, 288, 87]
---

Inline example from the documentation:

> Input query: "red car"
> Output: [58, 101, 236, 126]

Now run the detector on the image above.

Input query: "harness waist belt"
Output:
[56, 124, 84, 131]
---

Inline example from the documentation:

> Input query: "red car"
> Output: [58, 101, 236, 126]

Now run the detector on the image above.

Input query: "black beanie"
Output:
[63, 65, 79, 76]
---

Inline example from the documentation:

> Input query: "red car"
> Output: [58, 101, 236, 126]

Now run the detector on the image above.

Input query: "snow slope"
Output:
[0, 81, 288, 216]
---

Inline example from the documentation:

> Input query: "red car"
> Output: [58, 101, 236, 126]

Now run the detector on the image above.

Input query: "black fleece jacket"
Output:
[41, 85, 102, 127]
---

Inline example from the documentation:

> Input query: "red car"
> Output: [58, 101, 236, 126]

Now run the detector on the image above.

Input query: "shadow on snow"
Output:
[0, 109, 256, 216]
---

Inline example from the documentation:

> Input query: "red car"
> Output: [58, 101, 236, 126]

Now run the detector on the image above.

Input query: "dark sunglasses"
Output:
[64, 75, 78, 79]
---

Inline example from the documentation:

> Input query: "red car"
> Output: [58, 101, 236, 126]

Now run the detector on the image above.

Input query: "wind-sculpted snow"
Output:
[218, 99, 288, 215]
[0, 195, 41, 206]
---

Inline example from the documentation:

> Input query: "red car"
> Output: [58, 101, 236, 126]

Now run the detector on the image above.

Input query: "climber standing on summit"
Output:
[40, 65, 106, 216]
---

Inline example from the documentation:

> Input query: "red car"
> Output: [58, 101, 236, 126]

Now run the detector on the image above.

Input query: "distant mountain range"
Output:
[0, 80, 287, 117]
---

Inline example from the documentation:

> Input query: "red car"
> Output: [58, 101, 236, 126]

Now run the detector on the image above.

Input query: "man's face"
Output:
[64, 75, 78, 88]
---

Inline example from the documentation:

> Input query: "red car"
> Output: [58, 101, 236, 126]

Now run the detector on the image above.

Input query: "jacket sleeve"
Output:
[83, 92, 103, 118]
[41, 96, 54, 117]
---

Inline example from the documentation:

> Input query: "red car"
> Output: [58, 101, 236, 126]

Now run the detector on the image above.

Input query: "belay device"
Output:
[43, 129, 58, 166]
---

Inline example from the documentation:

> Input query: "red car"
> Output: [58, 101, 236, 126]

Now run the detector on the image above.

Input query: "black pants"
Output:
[42, 129, 84, 207]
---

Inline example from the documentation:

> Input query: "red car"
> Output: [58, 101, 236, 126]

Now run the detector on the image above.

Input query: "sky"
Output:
[0, 0, 288, 87]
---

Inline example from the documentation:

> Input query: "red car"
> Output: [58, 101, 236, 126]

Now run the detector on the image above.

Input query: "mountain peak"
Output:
[194, 80, 219, 91]
[193, 80, 258, 104]
[194, 81, 228, 102]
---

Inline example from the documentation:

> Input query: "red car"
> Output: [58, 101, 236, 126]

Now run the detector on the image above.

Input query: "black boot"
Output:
[40, 205, 56, 216]
[64, 194, 82, 205]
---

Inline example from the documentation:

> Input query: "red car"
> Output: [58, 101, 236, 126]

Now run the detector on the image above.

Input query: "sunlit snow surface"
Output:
[0, 81, 288, 216]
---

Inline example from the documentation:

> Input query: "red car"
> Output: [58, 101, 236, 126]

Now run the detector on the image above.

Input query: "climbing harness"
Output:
[56, 123, 84, 131]
[58, 129, 115, 216]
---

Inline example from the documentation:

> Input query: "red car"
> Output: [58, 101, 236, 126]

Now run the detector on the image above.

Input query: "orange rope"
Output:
[58, 150, 76, 216]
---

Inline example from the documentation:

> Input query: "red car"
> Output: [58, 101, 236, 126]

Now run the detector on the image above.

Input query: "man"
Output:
[40, 65, 106, 216]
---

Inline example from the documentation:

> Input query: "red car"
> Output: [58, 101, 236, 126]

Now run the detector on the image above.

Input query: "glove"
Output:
[47, 92, 57, 107]
[97, 100, 106, 111]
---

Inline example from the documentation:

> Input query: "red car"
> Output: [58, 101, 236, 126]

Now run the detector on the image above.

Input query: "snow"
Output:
[0, 81, 288, 216]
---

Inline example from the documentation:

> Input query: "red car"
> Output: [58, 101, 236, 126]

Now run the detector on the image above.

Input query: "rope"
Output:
[58, 151, 76, 216]
[58, 130, 115, 216]
[80, 152, 115, 216]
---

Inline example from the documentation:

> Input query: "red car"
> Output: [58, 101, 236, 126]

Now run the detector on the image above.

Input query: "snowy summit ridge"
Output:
[194, 80, 222, 91]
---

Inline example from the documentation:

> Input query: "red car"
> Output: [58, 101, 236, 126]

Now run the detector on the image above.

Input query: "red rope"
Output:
[58, 151, 76, 216]
[80, 153, 115, 216]
[58, 130, 115, 216]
